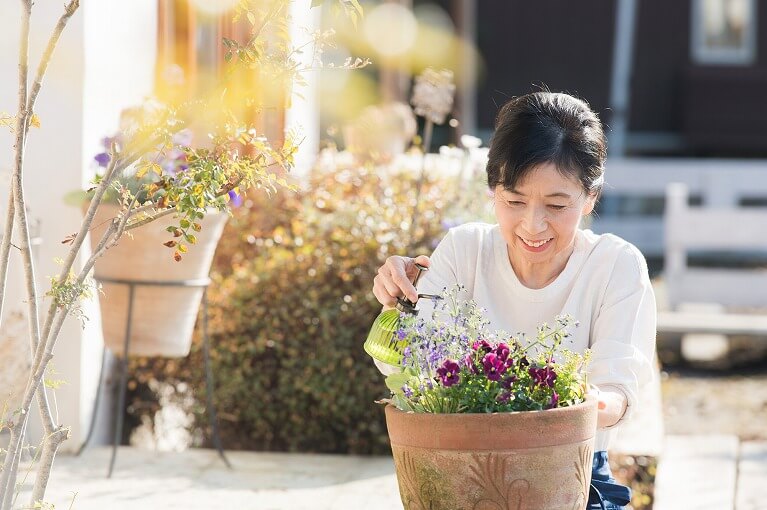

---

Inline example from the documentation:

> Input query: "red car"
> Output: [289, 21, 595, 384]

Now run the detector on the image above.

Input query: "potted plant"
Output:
[78, 122, 232, 357]
[377, 286, 597, 510]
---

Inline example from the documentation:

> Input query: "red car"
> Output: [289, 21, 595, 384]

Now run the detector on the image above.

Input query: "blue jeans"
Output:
[587, 451, 631, 510]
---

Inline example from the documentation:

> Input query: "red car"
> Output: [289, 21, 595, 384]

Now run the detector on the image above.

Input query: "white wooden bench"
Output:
[658, 182, 767, 360]
[591, 158, 767, 258]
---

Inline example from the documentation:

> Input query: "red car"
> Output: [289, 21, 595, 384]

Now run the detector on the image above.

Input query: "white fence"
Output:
[591, 158, 767, 258]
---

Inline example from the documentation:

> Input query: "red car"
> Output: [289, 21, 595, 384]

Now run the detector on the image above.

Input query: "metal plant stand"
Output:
[76, 276, 231, 478]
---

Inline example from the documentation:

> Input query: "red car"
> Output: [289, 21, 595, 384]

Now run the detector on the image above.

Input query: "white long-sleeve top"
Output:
[376, 222, 657, 452]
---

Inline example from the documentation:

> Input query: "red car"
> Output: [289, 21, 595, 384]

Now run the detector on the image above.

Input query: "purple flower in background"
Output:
[441, 218, 461, 231]
[529, 366, 557, 388]
[402, 385, 414, 398]
[547, 391, 559, 409]
[482, 353, 505, 381]
[436, 359, 461, 387]
[228, 190, 243, 207]
[94, 152, 110, 168]
[501, 375, 518, 389]
[497, 391, 512, 404]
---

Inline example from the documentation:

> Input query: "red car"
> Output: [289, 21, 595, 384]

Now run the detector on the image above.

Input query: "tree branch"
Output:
[0, 190, 16, 330]
[28, 427, 70, 506]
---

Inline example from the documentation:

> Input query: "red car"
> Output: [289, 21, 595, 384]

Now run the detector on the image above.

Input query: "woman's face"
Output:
[493, 162, 596, 269]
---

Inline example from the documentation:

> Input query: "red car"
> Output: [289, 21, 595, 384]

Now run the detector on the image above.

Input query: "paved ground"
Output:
[15, 447, 402, 510]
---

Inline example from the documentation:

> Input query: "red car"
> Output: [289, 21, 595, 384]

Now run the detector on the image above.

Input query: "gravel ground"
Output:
[661, 363, 767, 441]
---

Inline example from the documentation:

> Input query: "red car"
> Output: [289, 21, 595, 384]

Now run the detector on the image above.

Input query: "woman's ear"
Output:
[582, 194, 597, 216]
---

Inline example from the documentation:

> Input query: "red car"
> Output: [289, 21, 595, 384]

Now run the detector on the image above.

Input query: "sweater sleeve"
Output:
[588, 244, 657, 428]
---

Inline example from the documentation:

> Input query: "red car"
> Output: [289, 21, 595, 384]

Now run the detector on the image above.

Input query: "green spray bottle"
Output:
[363, 263, 441, 366]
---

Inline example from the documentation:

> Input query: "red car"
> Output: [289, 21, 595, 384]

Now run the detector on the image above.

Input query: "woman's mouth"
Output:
[519, 236, 553, 252]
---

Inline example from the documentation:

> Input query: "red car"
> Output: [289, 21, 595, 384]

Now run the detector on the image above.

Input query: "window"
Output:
[691, 0, 757, 65]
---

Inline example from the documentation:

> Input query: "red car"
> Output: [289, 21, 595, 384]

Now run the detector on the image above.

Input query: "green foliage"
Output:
[127, 153, 486, 454]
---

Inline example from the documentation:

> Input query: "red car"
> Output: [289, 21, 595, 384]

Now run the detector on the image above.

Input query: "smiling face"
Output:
[493, 162, 597, 282]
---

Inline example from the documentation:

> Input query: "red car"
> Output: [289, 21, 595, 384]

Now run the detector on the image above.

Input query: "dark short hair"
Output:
[486, 92, 606, 196]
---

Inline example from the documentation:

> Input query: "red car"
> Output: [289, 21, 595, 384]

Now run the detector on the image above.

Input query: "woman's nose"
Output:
[522, 206, 548, 234]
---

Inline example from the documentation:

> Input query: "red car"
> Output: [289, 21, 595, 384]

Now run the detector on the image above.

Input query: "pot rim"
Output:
[384, 396, 598, 450]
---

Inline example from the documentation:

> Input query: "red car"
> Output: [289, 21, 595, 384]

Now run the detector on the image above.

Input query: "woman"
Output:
[372, 92, 656, 510]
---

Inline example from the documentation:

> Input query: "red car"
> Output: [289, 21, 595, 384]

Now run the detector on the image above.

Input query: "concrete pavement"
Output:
[15, 447, 403, 509]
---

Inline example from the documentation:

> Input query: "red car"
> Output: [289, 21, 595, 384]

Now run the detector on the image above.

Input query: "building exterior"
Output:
[473, 0, 767, 157]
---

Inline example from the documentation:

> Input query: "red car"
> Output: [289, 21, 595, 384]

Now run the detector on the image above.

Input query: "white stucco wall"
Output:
[0, 0, 157, 452]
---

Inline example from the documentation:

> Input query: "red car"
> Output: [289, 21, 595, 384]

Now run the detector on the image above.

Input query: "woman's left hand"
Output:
[588, 385, 628, 429]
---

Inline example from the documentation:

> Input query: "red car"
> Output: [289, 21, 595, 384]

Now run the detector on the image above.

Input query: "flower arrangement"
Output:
[383, 285, 591, 414]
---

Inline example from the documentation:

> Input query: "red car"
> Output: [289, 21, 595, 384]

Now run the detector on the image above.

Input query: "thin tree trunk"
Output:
[0, 190, 16, 330]
[0, 1, 32, 504]
[28, 428, 69, 506]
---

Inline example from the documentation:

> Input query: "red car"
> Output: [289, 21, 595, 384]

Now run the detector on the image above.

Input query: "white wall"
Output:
[0, 0, 157, 452]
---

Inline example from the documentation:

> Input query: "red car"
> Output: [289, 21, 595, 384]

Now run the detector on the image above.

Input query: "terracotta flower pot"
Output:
[88, 203, 228, 357]
[385, 397, 598, 510]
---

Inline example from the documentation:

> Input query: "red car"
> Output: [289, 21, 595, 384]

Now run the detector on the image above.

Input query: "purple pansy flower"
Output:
[529, 366, 557, 388]
[472, 339, 492, 354]
[496, 391, 513, 404]
[462, 353, 478, 374]
[436, 359, 461, 387]
[482, 352, 506, 381]
[495, 343, 510, 361]
[501, 375, 518, 389]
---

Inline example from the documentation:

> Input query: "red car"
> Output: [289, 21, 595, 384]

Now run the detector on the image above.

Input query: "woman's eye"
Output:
[548, 205, 567, 211]
[507, 201, 524, 206]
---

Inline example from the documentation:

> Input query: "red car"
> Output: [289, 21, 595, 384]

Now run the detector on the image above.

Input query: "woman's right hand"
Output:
[372, 255, 431, 308]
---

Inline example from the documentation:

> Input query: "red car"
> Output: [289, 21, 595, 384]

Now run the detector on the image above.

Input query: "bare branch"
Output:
[0, 190, 16, 330]
[28, 427, 70, 506]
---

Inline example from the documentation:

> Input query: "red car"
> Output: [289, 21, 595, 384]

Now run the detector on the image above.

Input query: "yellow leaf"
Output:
[136, 165, 148, 179]
[30, 114, 41, 128]
[150, 162, 163, 175]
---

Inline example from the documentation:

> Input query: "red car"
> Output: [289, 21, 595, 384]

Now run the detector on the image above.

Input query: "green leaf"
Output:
[384, 372, 410, 395]
[63, 189, 91, 207]
[180, 218, 191, 229]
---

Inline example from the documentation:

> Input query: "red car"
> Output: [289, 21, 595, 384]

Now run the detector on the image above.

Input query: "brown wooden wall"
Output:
[475, 0, 616, 134]
[473, 0, 767, 156]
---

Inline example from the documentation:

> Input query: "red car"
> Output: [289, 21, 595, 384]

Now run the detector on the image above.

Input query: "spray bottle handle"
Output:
[412, 263, 428, 288]
[396, 263, 433, 313]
